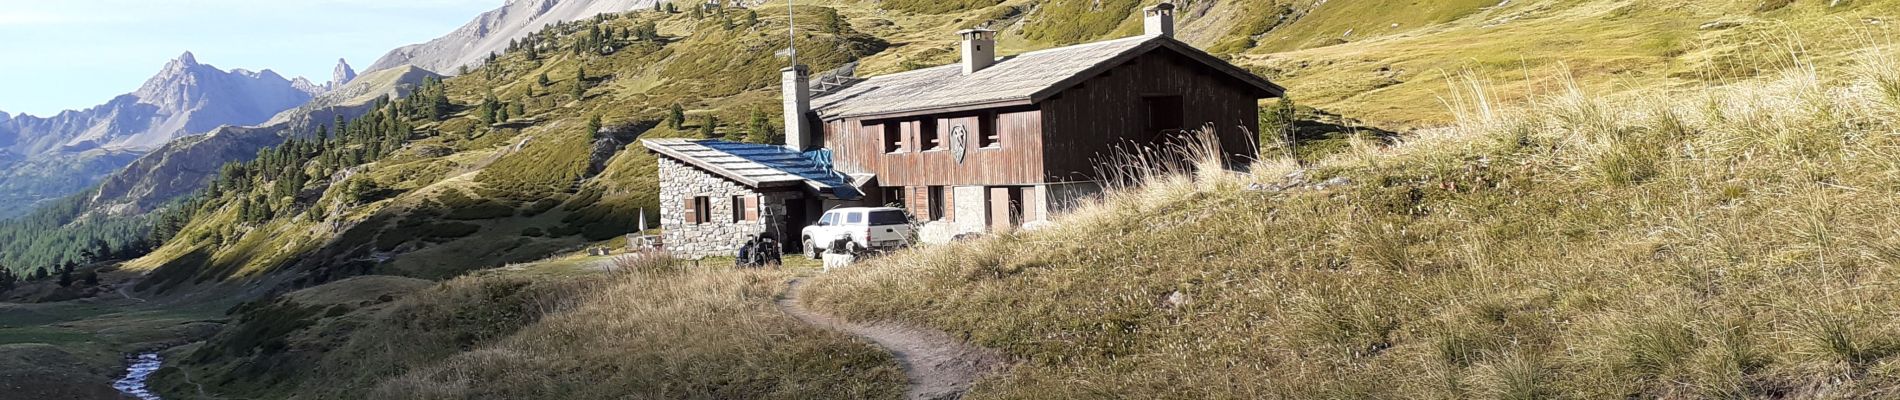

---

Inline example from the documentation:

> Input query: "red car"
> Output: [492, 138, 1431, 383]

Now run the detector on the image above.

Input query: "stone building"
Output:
[646, 3, 1284, 257]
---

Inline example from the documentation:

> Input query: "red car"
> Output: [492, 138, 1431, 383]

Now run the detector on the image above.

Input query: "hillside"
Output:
[366, 0, 660, 74]
[803, 44, 1900, 397]
[121, 3, 877, 292]
[13, 0, 1900, 399]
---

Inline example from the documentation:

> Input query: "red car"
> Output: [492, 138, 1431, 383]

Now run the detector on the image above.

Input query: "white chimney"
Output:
[958, 28, 997, 75]
[1144, 2, 1176, 37]
[782, 65, 815, 151]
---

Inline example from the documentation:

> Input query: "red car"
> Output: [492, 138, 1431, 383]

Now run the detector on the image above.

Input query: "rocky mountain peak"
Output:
[366, 0, 657, 74]
[332, 58, 357, 88]
[176, 51, 198, 66]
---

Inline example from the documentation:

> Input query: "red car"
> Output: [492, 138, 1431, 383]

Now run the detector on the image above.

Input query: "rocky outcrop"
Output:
[330, 58, 357, 90]
[0, 52, 326, 218]
[365, 0, 657, 74]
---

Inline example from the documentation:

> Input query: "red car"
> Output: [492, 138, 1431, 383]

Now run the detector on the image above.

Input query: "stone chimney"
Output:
[1144, 2, 1176, 37]
[958, 28, 997, 75]
[782, 65, 815, 151]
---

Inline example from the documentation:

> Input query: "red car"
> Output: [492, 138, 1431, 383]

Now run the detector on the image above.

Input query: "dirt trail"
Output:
[778, 279, 1006, 400]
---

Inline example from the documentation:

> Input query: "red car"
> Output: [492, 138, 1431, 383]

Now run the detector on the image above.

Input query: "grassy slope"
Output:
[82, 0, 1900, 398]
[806, 50, 1900, 398]
[156, 257, 902, 399]
[122, 4, 878, 290]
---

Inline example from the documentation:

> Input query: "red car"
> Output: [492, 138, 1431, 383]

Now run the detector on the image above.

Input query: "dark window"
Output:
[692, 196, 712, 224]
[731, 195, 746, 222]
[883, 187, 906, 209]
[869, 210, 909, 225]
[1143, 95, 1184, 137]
[978, 112, 1001, 148]
[920, 118, 942, 151]
[928, 186, 946, 221]
[883, 121, 905, 153]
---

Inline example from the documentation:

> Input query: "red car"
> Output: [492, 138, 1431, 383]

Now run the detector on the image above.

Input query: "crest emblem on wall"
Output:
[949, 125, 969, 164]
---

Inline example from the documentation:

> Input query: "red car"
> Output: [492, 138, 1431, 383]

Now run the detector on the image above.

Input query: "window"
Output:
[883, 121, 905, 153]
[928, 186, 946, 221]
[920, 118, 942, 151]
[869, 210, 909, 225]
[883, 187, 906, 209]
[731, 195, 746, 222]
[819, 212, 837, 226]
[687, 196, 712, 224]
[978, 111, 1001, 148]
[845, 212, 864, 225]
[1143, 95, 1184, 138]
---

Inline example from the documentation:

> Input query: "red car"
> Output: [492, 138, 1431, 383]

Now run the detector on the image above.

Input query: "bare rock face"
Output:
[366, 0, 657, 75]
[331, 58, 357, 89]
[0, 51, 327, 218]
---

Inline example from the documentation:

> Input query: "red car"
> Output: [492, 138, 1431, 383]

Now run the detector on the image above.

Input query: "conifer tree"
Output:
[666, 3, 678, 13]
[572, 67, 588, 100]
[587, 114, 604, 138]
[56, 262, 72, 287]
[747, 110, 779, 144]
[700, 116, 719, 138]
[538, 71, 551, 87]
[0, 268, 15, 293]
[669, 103, 686, 130]
[745, 10, 758, 27]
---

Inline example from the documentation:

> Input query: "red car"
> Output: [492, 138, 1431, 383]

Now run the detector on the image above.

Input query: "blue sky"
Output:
[0, 0, 503, 117]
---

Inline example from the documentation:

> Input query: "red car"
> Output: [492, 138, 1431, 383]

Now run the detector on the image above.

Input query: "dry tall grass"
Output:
[175, 259, 903, 399]
[804, 48, 1900, 398]
[369, 264, 904, 399]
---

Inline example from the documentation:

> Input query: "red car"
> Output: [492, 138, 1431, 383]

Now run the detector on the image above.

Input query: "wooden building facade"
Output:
[648, 3, 1285, 251]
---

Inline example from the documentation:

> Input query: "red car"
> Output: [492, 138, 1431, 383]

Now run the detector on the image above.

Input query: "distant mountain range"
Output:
[367, 0, 658, 74]
[0, 0, 661, 219]
[0, 53, 339, 218]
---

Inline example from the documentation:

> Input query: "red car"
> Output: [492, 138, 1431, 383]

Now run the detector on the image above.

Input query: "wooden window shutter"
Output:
[745, 195, 760, 221]
[943, 187, 955, 222]
[910, 187, 927, 220]
[683, 197, 698, 225]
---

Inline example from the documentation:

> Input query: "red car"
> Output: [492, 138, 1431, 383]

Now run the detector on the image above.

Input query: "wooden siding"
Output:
[822, 106, 1045, 187]
[1038, 49, 1261, 182]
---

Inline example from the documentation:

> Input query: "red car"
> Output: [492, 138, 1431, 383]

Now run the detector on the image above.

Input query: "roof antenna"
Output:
[786, 0, 797, 67]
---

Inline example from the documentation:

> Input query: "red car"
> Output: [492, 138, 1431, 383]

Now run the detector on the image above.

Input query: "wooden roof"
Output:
[810, 34, 1285, 120]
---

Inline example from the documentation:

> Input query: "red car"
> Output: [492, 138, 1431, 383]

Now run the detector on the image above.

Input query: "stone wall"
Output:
[658, 157, 770, 259]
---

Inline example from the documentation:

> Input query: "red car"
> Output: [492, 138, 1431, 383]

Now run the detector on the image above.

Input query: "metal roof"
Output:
[641, 138, 863, 199]
[810, 34, 1285, 120]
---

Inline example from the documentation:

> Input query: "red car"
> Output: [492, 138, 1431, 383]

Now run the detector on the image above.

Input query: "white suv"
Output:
[802, 207, 914, 258]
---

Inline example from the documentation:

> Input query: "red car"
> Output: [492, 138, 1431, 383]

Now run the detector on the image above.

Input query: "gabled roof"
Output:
[641, 138, 862, 199]
[810, 34, 1285, 120]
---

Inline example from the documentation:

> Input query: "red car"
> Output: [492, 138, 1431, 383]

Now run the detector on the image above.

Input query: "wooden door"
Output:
[988, 186, 1023, 231]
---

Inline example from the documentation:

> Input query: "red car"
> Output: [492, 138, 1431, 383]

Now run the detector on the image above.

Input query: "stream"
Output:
[113, 352, 164, 400]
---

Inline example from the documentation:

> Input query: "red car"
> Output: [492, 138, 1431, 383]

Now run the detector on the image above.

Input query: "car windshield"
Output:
[868, 210, 908, 225]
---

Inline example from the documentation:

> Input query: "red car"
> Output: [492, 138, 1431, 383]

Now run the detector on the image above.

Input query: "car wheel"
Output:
[804, 238, 822, 260]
